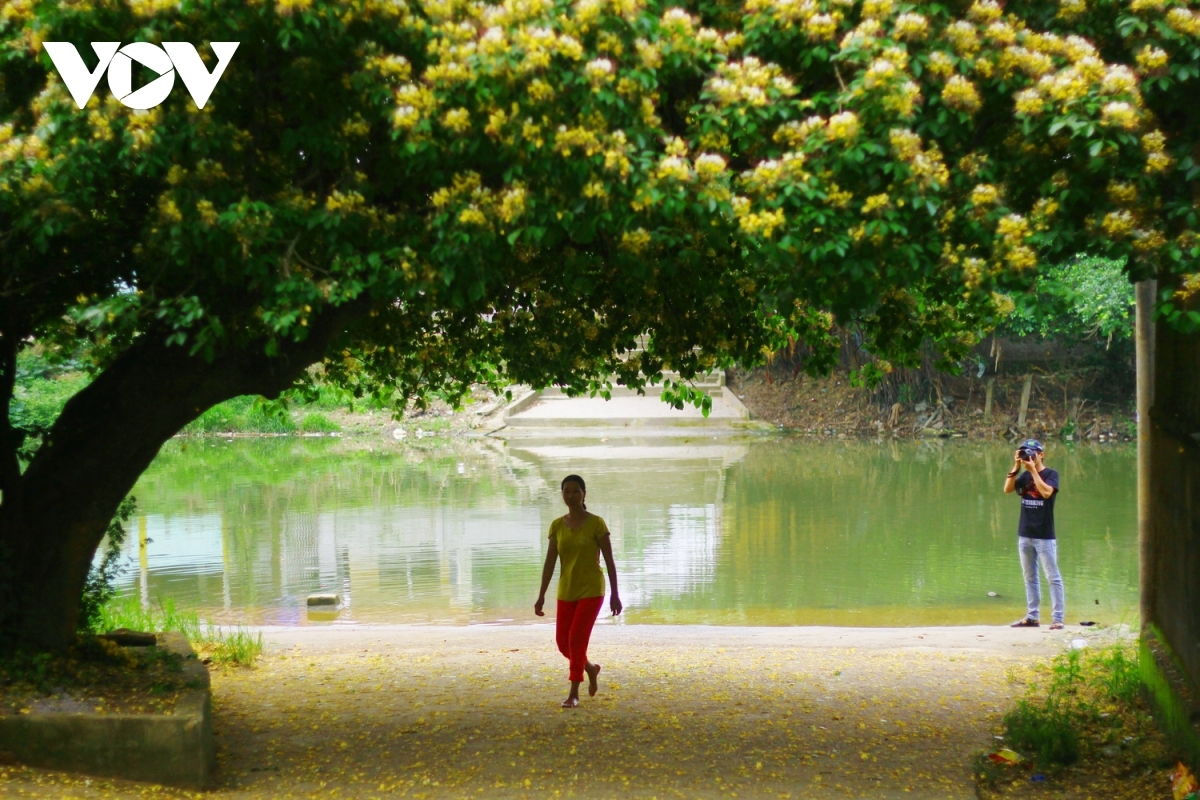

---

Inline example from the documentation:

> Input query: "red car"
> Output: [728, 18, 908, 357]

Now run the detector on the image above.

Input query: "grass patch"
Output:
[978, 640, 1176, 796]
[299, 411, 341, 433]
[97, 596, 262, 667]
[201, 627, 264, 667]
[182, 395, 297, 435]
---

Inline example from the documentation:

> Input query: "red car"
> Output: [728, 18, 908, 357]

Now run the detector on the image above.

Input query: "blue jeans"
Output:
[1019, 536, 1065, 624]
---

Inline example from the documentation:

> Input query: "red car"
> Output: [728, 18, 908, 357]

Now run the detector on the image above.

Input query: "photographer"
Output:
[1003, 439, 1065, 630]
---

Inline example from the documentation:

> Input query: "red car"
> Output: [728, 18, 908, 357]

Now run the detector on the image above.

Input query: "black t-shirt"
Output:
[1016, 468, 1060, 539]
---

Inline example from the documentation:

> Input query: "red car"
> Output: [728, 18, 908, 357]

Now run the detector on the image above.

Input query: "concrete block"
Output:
[0, 632, 213, 789]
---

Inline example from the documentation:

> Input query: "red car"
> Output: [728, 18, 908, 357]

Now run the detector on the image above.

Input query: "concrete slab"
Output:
[0, 633, 213, 789]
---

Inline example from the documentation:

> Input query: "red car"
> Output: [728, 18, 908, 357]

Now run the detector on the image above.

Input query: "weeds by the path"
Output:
[99, 596, 263, 667]
[978, 640, 1177, 797]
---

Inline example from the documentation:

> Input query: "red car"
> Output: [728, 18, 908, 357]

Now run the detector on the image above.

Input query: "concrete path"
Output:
[0, 624, 1106, 800]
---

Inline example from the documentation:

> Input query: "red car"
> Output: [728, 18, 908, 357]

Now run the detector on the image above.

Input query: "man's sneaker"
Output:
[1010, 617, 1040, 627]
[1048, 622, 1065, 630]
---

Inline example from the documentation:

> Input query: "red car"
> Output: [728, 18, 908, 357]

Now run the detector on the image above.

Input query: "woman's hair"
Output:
[561, 474, 586, 510]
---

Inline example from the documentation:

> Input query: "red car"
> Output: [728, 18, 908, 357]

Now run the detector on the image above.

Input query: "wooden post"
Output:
[1016, 374, 1033, 430]
[1136, 278, 1156, 625]
[983, 378, 995, 424]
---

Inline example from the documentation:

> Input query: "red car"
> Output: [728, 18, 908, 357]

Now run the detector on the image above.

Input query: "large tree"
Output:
[1, 0, 1196, 650]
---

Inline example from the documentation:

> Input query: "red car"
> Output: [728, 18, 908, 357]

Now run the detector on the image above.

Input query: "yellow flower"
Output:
[1101, 66, 1138, 95]
[1057, 0, 1086, 20]
[527, 79, 555, 103]
[695, 153, 727, 179]
[863, 58, 898, 88]
[1006, 245, 1037, 271]
[635, 38, 662, 68]
[861, 193, 889, 214]
[805, 13, 837, 40]
[393, 106, 421, 130]
[499, 186, 527, 222]
[620, 228, 652, 253]
[1063, 35, 1097, 62]
[996, 214, 1030, 244]
[1106, 181, 1137, 206]
[458, 206, 489, 226]
[946, 22, 979, 56]
[968, 0, 1002, 23]
[196, 199, 219, 227]
[893, 12, 927, 40]
[889, 128, 922, 162]
[655, 155, 691, 182]
[1129, 0, 1164, 13]
[1101, 210, 1133, 237]
[661, 7, 696, 36]
[927, 51, 956, 78]
[862, 0, 892, 20]
[441, 108, 471, 133]
[1166, 8, 1200, 36]
[1145, 152, 1174, 174]
[942, 75, 981, 113]
[827, 111, 859, 141]
[1101, 102, 1139, 130]
[985, 21, 1016, 46]
[1014, 88, 1043, 115]
[1136, 46, 1168, 73]
[970, 184, 999, 207]
[584, 58, 614, 85]
[1141, 131, 1166, 153]
[583, 180, 608, 199]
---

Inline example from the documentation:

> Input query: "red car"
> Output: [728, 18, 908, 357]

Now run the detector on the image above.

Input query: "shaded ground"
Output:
[1, 624, 1164, 800]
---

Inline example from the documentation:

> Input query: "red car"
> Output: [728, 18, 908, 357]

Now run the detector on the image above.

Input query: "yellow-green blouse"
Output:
[549, 514, 609, 602]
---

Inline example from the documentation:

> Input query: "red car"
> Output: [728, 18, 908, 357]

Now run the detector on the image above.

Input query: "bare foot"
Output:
[585, 663, 601, 697]
[561, 696, 580, 709]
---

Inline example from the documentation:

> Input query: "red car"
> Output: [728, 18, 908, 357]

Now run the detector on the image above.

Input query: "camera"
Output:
[1018, 447, 1034, 461]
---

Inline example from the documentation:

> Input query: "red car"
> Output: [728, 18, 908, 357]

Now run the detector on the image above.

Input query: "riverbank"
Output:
[0, 623, 1171, 800]
[728, 367, 1136, 443]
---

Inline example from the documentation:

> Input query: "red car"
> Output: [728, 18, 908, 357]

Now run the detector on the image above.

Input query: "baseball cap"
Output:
[1019, 439, 1044, 452]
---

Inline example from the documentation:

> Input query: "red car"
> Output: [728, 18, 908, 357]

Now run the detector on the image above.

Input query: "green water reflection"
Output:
[121, 436, 1138, 627]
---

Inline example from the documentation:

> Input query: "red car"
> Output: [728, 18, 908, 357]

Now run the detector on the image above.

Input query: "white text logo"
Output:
[43, 42, 239, 110]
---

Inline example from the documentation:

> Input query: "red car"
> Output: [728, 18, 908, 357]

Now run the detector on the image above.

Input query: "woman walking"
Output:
[534, 475, 623, 708]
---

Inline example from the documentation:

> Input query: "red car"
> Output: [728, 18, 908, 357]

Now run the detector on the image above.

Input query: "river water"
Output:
[119, 435, 1138, 627]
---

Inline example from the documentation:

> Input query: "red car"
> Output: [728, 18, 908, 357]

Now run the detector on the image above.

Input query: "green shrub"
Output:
[182, 395, 297, 434]
[1002, 698, 1081, 765]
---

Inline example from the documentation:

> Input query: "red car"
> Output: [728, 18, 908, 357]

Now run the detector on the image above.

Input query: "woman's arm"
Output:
[534, 535, 558, 616]
[599, 534, 623, 617]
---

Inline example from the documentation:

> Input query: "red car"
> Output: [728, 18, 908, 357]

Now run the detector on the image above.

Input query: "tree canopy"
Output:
[1, 0, 1198, 647]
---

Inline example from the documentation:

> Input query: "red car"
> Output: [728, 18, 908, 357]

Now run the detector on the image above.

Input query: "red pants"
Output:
[556, 596, 603, 682]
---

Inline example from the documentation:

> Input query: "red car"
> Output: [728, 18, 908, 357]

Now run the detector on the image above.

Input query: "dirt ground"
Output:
[0, 623, 1172, 800]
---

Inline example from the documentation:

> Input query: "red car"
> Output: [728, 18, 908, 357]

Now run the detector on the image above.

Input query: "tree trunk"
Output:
[1016, 374, 1033, 430]
[983, 378, 995, 424]
[1135, 279, 1156, 625]
[0, 304, 364, 652]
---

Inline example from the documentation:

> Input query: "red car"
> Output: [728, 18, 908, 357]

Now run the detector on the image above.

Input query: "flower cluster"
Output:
[705, 58, 794, 107]
[732, 198, 786, 238]
[941, 76, 981, 113]
[827, 111, 860, 141]
[970, 183, 1000, 207]
[893, 12, 927, 40]
[1100, 102, 1139, 130]
[1166, 7, 1200, 36]
[694, 153, 728, 180]
[620, 228, 652, 253]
